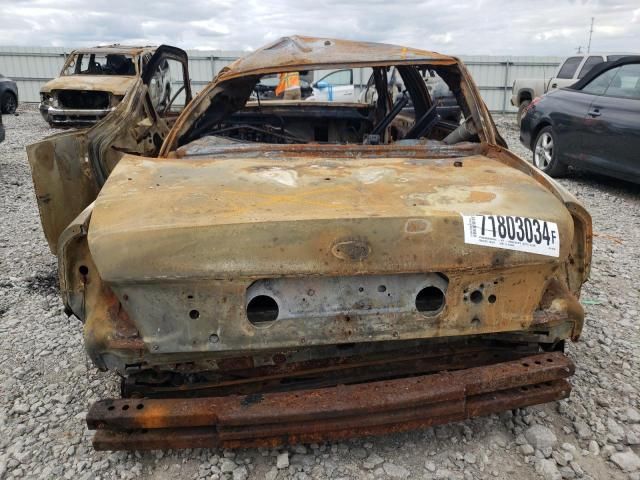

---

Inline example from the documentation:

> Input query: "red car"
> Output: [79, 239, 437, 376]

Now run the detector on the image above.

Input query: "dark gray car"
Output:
[0, 73, 19, 114]
[520, 56, 640, 183]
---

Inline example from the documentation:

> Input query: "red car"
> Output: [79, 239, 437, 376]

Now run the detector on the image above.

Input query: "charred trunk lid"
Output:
[88, 152, 573, 282]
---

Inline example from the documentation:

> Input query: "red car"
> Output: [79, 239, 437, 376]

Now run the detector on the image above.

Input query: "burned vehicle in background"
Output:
[39, 45, 175, 127]
[28, 37, 591, 450]
[28, 45, 192, 252]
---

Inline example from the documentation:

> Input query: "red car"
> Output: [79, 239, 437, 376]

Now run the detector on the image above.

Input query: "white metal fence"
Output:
[0, 46, 563, 112]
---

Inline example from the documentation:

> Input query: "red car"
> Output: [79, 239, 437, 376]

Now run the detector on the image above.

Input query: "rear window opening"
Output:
[177, 64, 481, 152]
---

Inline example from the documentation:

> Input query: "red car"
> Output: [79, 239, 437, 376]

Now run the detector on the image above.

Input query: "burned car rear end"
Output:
[42, 37, 591, 450]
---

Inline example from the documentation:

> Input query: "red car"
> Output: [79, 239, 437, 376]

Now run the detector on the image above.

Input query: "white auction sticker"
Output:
[461, 214, 560, 257]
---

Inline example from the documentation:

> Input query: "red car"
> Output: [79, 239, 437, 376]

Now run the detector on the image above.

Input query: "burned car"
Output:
[28, 45, 192, 251]
[28, 37, 591, 450]
[39, 45, 174, 127]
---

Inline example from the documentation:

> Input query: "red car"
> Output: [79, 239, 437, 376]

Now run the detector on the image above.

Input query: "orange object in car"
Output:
[275, 72, 300, 96]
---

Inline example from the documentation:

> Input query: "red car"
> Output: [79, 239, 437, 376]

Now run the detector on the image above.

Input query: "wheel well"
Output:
[519, 91, 532, 104]
[530, 121, 551, 150]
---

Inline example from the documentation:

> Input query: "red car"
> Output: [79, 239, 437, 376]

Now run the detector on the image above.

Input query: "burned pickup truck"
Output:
[39, 45, 175, 127]
[28, 36, 591, 450]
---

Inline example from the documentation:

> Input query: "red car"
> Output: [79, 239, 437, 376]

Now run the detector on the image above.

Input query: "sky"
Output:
[1, 0, 638, 56]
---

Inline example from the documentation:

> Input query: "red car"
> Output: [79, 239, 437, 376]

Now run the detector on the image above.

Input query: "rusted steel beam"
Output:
[121, 343, 532, 398]
[93, 427, 220, 451]
[89, 352, 571, 431]
[88, 352, 573, 450]
[91, 378, 571, 451]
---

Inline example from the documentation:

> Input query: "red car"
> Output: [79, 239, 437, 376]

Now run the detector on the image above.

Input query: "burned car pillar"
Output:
[40, 36, 590, 450]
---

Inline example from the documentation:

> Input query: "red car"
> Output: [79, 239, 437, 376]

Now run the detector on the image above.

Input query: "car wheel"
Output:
[1, 92, 17, 114]
[533, 126, 567, 177]
[516, 100, 530, 125]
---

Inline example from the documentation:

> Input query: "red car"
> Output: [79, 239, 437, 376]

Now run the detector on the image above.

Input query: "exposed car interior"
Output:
[177, 64, 480, 151]
[63, 53, 137, 76]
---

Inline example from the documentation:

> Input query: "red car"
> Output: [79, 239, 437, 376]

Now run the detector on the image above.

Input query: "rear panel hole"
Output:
[189, 309, 200, 319]
[122, 405, 129, 411]
[247, 295, 279, 324]
[136, 404, 144, 410]
[416, 286, 445, 314]
[488, 294, 497, 303]
[471, 317, 481, 326]
[377, 285, 387, 293]
[470, 290, 483, 304]
[78, 265, 89, 275]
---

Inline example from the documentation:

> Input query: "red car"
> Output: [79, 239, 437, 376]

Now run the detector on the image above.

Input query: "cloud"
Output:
[534, 29, 575, 42]
[429, 33, 453, 45]
[0, 0, 638, 55]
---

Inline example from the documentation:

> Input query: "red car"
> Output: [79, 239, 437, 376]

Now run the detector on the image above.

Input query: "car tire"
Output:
[516, 100, 530, 125]
[1, 92, 17, 114]
[532, 126, 567, 177]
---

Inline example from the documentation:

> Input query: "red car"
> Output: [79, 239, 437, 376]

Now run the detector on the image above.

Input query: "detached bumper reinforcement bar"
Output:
[87, 352, 574, 450]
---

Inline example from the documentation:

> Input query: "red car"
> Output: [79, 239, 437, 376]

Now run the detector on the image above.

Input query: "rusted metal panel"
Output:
[80, 150, 581, 359]
[89, 154, 574, 281]
[26, 132, 99, 253]
[40, 75, 136, 95]
[222, 36, 457, 80]
[87, 353, 573, 450]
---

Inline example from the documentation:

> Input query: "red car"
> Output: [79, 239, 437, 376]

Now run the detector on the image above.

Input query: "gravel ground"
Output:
[1, 106, 639, 480]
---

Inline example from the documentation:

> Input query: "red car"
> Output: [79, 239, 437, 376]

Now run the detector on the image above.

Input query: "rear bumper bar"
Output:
[87, 351, 574, 450]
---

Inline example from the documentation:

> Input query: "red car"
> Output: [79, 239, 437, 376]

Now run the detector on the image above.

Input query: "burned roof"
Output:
[70, 45, 157, 56]
[220, 36, 458, 79]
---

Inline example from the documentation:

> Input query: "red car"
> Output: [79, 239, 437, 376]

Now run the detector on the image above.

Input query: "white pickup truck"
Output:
[511, 53, 632, 124]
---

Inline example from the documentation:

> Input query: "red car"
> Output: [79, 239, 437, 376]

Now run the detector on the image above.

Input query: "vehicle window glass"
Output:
[603, 63, 640, 99]
[581, 67, 620, 95]
[557, 57, 583, 79]
[577, 56, 603, 79]
[318, 69, 352, 86]
[606, 55, 628, 62]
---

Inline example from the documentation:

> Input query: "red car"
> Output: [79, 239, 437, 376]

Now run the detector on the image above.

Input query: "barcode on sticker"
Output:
[461, 214, 559, 257]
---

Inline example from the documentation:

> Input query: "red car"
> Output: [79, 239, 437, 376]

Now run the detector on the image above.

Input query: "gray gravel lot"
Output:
[1, 106, 639, 480]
